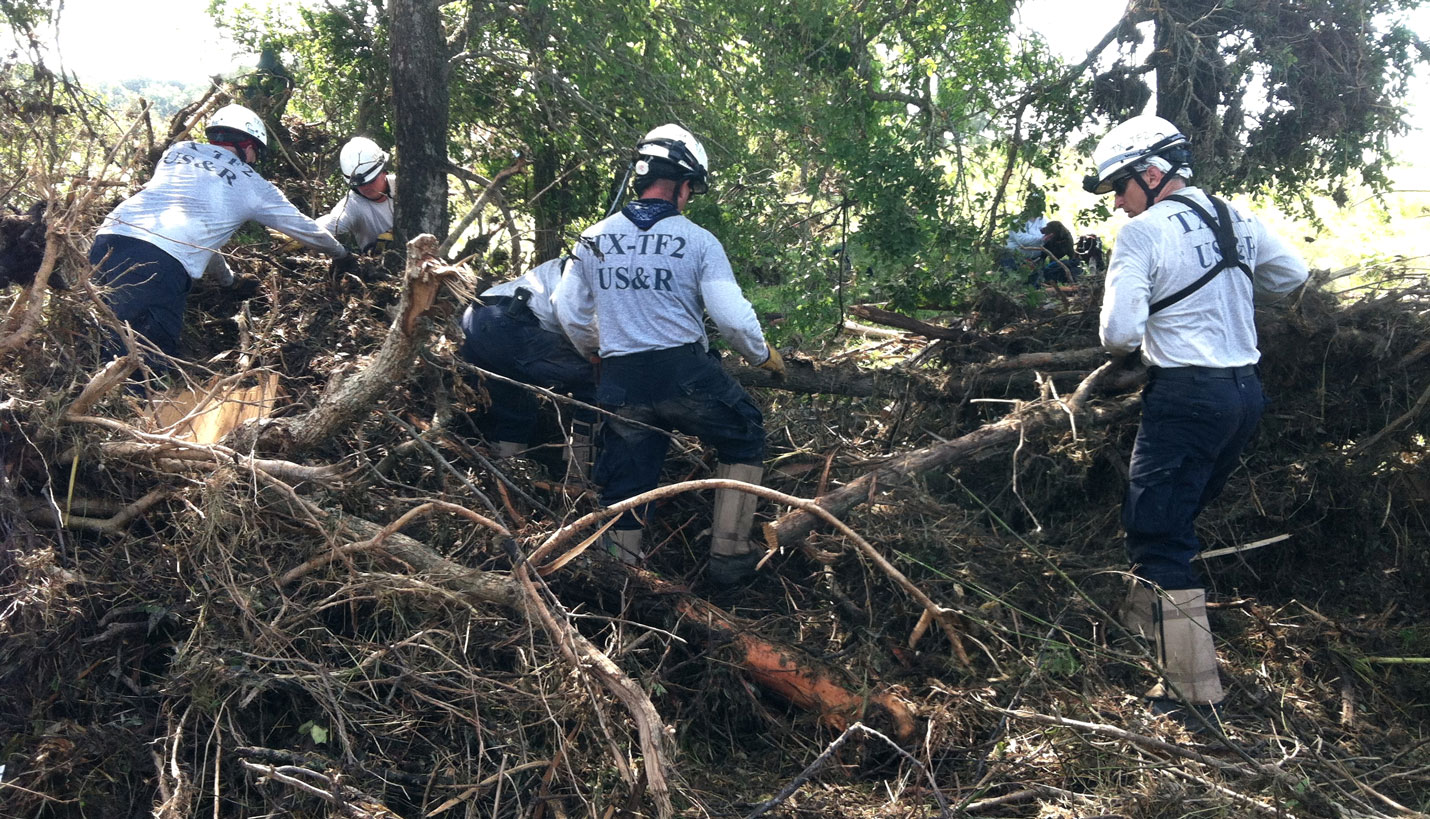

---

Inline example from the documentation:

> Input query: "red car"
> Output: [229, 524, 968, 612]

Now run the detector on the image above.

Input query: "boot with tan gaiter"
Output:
[707, 462, 764, 588]
[602, 526, 645, 566]
[1120, 583, 1225, 731]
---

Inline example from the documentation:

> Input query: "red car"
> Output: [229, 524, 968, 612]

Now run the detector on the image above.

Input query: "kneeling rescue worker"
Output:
[459, 256, 597, 479]
[1085, 114, 1308, 727]
[317, 136, 395, 257]
[552, 124, 785, 587]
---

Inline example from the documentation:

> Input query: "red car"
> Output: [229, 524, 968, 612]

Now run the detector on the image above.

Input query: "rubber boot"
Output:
[602, 528, 645, 565]
[492, 440, 523, 458]
[1146, 588, 1225, 732]
[707, 462, 763, 588]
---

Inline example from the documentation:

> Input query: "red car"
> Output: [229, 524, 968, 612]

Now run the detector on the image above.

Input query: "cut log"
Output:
[661, 579, 918, 742]
[151, 372, 283, 445]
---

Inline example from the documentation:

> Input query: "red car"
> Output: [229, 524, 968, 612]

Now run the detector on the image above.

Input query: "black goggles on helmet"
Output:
[1083, 133, 1189, 195]
[207, 127, 266, 158]
[636, 137, 708, 194]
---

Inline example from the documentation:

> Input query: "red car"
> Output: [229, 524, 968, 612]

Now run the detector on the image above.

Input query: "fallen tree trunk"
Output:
[769, 394, 1142, 546]
[848, 303, 1001, 352]
[728, 347, 1112, 402]
[727, 356, 946, 400]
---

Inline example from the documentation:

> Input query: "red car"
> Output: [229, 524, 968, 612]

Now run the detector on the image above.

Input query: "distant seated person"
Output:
[1028, 220, 1082, 287]
[997, 213, 1048, 272]
[316, 137, 394, 256]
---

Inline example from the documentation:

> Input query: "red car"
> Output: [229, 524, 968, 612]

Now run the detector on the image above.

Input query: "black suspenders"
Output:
[1146, 194, 1254, 316]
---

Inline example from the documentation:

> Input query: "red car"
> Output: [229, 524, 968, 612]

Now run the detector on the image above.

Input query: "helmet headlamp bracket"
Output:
[635, 136, 709, 194]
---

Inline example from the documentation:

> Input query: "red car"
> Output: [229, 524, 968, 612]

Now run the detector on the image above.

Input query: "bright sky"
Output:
[50, 0, 250, 82]
[45, 0, 1128, 83]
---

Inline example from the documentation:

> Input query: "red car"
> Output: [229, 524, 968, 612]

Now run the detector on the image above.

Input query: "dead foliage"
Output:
[3, 118, 1430, 819]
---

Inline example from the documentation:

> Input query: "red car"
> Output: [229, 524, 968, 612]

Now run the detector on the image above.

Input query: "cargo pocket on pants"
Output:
[1123, 462, 1182, 537]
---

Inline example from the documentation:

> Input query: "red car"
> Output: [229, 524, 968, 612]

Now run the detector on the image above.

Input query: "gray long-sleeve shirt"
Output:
[552, 209, 771, 364]
[1100, 187, 1308, 368]
[317, 176, 396, 251]
[97, 140, 346, 279]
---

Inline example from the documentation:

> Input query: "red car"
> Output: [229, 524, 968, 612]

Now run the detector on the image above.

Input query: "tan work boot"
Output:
[708, 462, 764, 587]
[602, 528, 645, 565]
[1146, 588, 1225, 731]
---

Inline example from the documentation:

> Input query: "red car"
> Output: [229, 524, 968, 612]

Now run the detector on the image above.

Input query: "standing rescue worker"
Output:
[459, 256, 596, 478]
[1085, 115, 1308, 725]
[552, 124, 785, 586]
[90, 104, 349, 373]
[317, 136, 395, 254]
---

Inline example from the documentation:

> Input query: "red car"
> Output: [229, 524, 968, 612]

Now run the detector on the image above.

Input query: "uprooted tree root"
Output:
[4, 174, 1430, 817]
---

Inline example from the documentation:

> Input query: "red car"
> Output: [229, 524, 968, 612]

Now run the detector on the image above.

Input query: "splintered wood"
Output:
[151, 372, 283, 445]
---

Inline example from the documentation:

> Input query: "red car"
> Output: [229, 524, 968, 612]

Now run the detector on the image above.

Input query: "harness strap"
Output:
[1147, 194, 1254, 316]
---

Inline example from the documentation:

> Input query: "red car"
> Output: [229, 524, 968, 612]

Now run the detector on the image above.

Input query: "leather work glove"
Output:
[214, 263, 236, 288]
[758, 347, 786, 379]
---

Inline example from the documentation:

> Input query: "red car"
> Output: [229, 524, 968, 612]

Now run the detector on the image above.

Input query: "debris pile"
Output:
[3, 131, 1429, 819]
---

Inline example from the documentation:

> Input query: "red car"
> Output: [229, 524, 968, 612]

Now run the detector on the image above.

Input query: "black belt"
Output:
[1148, 364, 1258, 380]
[604, 341, 706, 363]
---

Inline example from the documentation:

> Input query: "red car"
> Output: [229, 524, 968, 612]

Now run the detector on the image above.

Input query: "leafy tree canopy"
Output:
[1089, 0, 1429, 214]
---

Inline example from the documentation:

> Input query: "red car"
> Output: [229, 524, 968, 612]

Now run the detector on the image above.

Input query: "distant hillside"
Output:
[88, 77, 213, 120]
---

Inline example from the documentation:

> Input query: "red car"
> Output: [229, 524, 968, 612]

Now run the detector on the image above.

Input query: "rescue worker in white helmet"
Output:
[317, 136, 395, 255]
[552, 123, 786, 587]
[89, 103, 350, 379]
[1085, 114, 1308, 729]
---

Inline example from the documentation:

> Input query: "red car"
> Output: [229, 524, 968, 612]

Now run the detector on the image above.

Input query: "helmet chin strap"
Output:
[1131, 160, 1185, 204]
[605, 158, 636, 217]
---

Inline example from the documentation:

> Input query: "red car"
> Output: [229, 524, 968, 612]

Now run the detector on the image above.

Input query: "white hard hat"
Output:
[635, 123, 710, 194]
[206, 104, 268, 149]
[1083, 114, 1189, 194]
[339, 136, 390, 187]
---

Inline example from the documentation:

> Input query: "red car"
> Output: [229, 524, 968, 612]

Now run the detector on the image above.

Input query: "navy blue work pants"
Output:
[459, 301, 596, 444]
[1123, 365, 1266, 589]
[88, 234, 191, 370]
[595, 344, 765, 529]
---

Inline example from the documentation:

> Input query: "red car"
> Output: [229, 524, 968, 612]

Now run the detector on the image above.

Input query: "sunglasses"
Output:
[1110, 171, 1138, 196]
